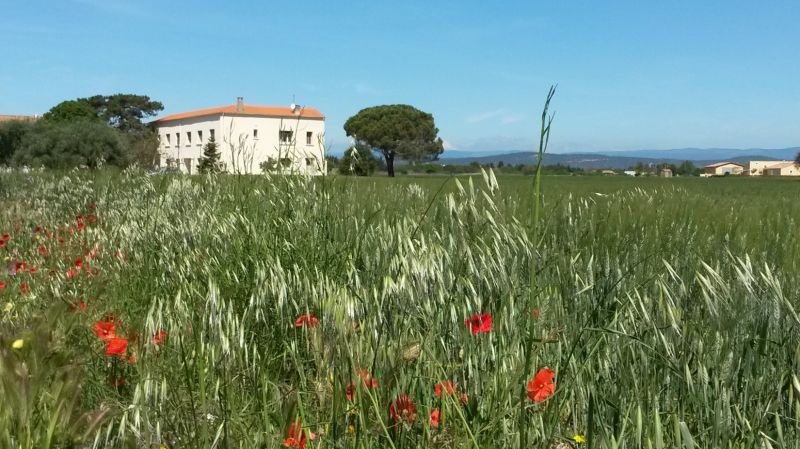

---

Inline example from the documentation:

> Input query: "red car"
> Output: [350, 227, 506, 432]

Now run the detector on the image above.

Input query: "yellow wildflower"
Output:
[12, 339, 24, 349]
[571, 434, 587, 444]
[2, 303, 12, 314]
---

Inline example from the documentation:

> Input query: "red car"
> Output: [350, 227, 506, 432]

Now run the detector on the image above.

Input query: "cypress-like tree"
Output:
[197, 135, 222, 174]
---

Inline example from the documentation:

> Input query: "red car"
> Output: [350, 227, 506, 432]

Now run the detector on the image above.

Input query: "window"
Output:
[279, 130, 293, 143]
[176, 134, 180, 147]
[198, 130, 203, 143]
[186, 132, 192, 146]
[165, 134, 171, 147]
[306, 131, 312, 145]
[209, 129, 215, 140]
[253, 129, 258, 139]
[305, 157, 315, 166]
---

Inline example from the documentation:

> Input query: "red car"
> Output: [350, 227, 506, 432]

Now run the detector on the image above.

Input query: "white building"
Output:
[745, 160, 799, 177]
[763, 161, 800, 177]
[153, 98, 325, 175]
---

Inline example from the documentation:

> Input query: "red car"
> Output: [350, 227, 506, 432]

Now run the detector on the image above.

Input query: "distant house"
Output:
[0, 114, 38, 123]
[152, 97, 325, 175]
[660, 168, 673, 178]
[763, 161, 800, 177]
[600, 169, 616, 175]
[623, 170, 636, 176]
[704, 161, 744, 176]
[745, 161, 777, 176]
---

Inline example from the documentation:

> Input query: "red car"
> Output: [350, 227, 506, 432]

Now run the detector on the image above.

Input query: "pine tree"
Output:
[197, 135, 222, 174]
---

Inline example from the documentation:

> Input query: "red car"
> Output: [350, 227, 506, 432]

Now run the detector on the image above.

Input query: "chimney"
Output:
[236, 97, 244, 112]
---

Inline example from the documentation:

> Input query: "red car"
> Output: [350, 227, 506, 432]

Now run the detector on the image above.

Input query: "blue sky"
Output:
[1, 0, 798, 154]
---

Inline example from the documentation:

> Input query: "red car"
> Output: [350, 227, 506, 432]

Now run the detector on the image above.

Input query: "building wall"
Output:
[219, 114, 325, 175]
[745, 161, 776, 176]
[156, 116, 221, 174]
[155, 113, 325, 175]
[706, 164, 743, 175]
[765, 165, 800, 176]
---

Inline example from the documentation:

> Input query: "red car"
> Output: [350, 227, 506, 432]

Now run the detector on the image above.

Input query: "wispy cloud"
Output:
[466, 109, 505, 123]
[354, 82, 379, 95]
[71, 0, 149, 18]
[441, 139, 456, 150]
[501, 114, 524, 124]
[466, 109, 527, 125]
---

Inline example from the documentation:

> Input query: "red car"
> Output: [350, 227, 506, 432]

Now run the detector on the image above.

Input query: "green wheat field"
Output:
[1, 170, 799, 448]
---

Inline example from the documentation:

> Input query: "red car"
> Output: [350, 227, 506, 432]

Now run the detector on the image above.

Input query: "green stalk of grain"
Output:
[520, 85, 555, 449]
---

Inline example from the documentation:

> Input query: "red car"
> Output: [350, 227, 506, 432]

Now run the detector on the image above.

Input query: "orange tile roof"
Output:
[0, 114, 39, 122]
[154, 104, 324, 123]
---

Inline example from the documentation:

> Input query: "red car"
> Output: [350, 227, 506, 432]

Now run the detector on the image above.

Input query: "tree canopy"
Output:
[344, 104, 443, 177]
[42, 100, 99, 123]
[13, 120, 128, 169]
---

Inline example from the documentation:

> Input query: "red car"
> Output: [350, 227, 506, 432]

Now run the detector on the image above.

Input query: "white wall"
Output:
[218, 114, 325, 175]
[156, 113, 325, 175]
[156, 116, 221, 174]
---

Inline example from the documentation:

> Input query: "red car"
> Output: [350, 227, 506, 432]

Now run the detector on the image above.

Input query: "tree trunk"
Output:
[386, 152, 395, 177]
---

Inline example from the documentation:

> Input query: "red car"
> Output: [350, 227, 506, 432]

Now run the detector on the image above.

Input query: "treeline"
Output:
[330, 146, 585, 176]
[0, 94, 163, 169]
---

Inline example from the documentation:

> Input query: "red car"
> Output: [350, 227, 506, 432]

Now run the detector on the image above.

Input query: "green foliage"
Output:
[2, 172, 800, 447]
[0, 310, 109, 448]
[82, 94, 164, 132]
[197, 135, 223, 174]
[338, 144, 379, 176]
[676, 160, 700, 176]
[12, 120, 128, 169]
[0, 120, 34, 165]
[42, 100, 99, 123]
[344, 104, 443, 177]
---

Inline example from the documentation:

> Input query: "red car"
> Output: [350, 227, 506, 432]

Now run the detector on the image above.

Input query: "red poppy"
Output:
[533, 307, 540, 321]
[429, 408, 441, 428]
[358, 369, 378, 389]
[69, 301, 87, 313]
[435, 381, 457, 398]
[74, 257, 83, 268]
[105, 338, 128, 356]
[347, 369, 378, 401]
[34, 226, 43, 234]
[19, 283, 29, 294]
[29, 267, 38, 275]
[38, 245, 48, 255]
[92, 321, 117, 340]
[389, 394, 417, 425]
[66, 268, 79, 279]
[0, 280, 5, 290]
[294, 313, 319, 328]
[15, 261, 28, 273]
[527, 368, 556, 402]
[283, 420, 306, 448]
[1, 233, 10, 241]
[464, 313, 492, 335]
[152, 329, 168, 345]
[86, 214, 97, 224]
[0, 240, 5, 249]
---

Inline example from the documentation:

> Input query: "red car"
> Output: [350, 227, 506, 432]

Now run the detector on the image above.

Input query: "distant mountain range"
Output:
[438, 147, 800, 170]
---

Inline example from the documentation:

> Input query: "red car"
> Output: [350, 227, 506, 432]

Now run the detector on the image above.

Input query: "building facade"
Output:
[703, 162, 744, 176]
[153, 98, 325, 175]
[763, 161, 800, 176]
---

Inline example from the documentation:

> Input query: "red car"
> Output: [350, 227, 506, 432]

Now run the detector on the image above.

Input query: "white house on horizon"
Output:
[152, 97, 325, 175]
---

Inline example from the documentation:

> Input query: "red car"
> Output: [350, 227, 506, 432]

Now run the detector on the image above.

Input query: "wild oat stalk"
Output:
[520, 85, 555, 449]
